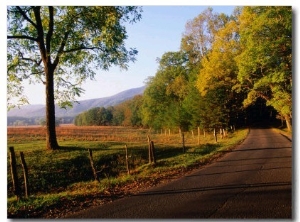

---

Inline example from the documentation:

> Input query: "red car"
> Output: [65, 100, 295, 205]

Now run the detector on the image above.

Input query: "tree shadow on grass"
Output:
[58, 144, 110, 151]
[17, 143, 222, 196]
[195, 143, 221, 155]
[155, 143, 221, 160]
[155, 146, 186, 160]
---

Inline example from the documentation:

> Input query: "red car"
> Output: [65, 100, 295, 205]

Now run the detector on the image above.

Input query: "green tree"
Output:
[111, 104, 125, 126]
[86, 107, 99, 125]
[142, 75, 169, 130]
[235, 6, 292, 131]
[74, 113, 82, 126]
[180, 8, 242, 131]
[74, 107, 113, 126]
[7, 6, 142, 149]
[111, 95, 143, 127]
[128, 95, 144, 126]
[195, 10, 243, 131]
[98, 107, 113, 126]
[142, 51, 190, 131]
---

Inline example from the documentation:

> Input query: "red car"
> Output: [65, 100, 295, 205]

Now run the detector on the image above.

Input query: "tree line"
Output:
[74, 95, 143, 126]
[75, 6, 292, 132]
[8, 116, 74, 126]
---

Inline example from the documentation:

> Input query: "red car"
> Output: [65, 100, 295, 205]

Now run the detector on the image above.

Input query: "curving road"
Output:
[66, 128, 292, 219]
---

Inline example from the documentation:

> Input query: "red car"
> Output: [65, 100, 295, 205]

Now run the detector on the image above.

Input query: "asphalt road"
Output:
[66, 128, 292, 219]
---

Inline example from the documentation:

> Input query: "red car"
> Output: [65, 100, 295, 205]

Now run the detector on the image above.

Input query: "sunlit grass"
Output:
[7, 126, 249, 218]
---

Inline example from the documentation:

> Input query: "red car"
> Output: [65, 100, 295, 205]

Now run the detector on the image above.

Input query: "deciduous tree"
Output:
[142, 51, 190, 131]
[181, 7, 229, 64]
[7, 6, 142, 149]
[196, 11, 242, 130]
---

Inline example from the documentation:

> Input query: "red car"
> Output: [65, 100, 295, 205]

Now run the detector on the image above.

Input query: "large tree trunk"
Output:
[45, 66, 59, 150]
[284, 115, 292, 132]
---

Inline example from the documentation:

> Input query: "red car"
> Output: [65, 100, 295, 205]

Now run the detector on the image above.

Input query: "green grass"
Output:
[7, 128, 249, 218]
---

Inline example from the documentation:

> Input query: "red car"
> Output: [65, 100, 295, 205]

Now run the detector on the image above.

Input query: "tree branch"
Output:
[63, 46, 103, 53]
[7, 35, 38, 42]
[257, 92, 270, 101]
[53, 31, 70, 67]
[20, 57, 42, 67]
[24, 72, 46, 85]
[46, 7, 54, 59]
[16, 6, 37, 29]
[30, 71, 45, 75]
[16, 49, 42, 66]
[33, 7, 47, 63]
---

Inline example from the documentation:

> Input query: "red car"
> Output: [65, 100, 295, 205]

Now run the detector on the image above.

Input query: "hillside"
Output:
[8, 86, 146, 118]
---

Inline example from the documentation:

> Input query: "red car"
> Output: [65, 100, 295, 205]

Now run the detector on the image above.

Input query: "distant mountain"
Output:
[8, 86, 146, 118]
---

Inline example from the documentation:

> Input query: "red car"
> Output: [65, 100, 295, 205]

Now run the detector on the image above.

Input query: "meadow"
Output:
[7, 125, 249, 218]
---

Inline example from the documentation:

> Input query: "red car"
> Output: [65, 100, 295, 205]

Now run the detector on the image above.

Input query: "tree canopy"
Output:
[235, 6, 292, 131]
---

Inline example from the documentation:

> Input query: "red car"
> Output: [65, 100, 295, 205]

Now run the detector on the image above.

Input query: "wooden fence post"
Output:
[150, 141, 156, 164]
[147, 135, 152, 164]
[125, 144, 130, 175]
[198, 127, 200, 145]
[20, 152, 29, 198]
[9, 147, 21, 200]
[88, 149, 99, 182]
[181, 132, 185, 153]
[147, 135, 157, 165]
[214, 128, 218, 143]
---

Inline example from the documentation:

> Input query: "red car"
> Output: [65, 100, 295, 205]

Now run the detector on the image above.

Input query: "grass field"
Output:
[7, 125, 249, 218]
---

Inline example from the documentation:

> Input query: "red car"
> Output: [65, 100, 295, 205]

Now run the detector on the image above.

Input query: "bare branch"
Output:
[7, 35, 38, 42]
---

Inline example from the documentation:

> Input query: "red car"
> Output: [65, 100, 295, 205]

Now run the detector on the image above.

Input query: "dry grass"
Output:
[8, 125, 216, 145]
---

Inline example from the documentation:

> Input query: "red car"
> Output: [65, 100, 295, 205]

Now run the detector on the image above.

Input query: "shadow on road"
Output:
[217, 155, 291, 163]
[185, 166, 292, 178]
[134, 181, 291, 197]
[232, 146, 292, 152]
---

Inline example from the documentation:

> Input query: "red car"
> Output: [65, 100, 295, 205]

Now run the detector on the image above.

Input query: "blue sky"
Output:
[21, 6, 235, 104]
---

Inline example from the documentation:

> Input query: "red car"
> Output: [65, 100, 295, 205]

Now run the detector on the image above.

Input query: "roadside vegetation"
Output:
[8, 126, 248, 218]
